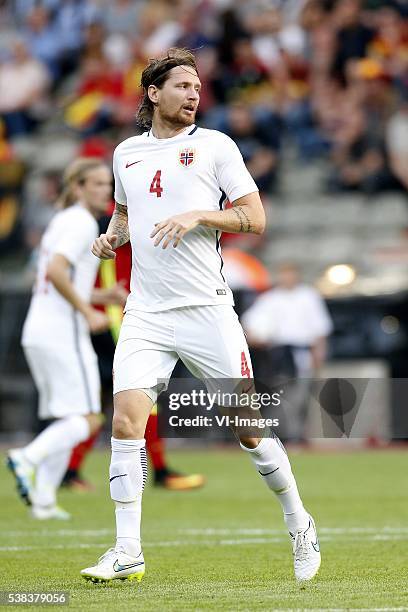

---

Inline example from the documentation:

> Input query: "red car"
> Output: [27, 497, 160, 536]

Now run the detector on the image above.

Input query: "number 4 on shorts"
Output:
[150, 170, 163, 198]
[241, 351, 250, 378]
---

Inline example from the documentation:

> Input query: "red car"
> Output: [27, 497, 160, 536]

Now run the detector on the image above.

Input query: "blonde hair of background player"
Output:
[57, 157, 107, 209]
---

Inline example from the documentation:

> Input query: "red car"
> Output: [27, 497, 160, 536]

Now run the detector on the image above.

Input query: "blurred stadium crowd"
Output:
[0, 0, 407, 259]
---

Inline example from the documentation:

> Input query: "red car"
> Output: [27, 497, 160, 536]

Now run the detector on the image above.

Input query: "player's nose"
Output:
[187, 88, 199, 101]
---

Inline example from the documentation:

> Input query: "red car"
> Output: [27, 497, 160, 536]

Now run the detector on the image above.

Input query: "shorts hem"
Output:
[125, 299, 234, 314]
[39, 407, 101, 419]
[113, 384, 162, 404]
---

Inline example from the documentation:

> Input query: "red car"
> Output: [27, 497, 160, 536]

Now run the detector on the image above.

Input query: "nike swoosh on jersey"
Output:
[126, 160, 143, 168]
[113, 559, 144, 572]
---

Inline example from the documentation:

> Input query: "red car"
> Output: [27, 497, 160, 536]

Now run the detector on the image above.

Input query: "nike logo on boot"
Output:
[113, 559, 144, 572]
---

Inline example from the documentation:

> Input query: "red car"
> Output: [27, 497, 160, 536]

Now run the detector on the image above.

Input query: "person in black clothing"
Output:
[225, 101, 281, 194]
[332, 0, 375, 83]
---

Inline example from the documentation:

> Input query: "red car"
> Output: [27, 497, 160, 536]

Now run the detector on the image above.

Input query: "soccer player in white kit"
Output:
[7, 158, 125, 520]
[81, 48, 321, 583]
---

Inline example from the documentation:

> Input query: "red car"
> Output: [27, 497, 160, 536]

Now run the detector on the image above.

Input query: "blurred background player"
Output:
[62, 201, 205, 492]
[242, 262, 333, 442]
[6, 157, 126, 520]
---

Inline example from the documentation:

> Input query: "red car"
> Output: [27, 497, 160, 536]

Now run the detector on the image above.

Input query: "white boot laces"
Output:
[294, 530, 309, 563]
[98, 548, 116, 564]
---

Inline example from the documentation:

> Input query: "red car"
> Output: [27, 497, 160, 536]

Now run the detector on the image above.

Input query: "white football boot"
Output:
[81, 548, 145, 583]
[291, 515, 321, 582]
[6, 449, 35, 506]
[31, 505, 71, 520]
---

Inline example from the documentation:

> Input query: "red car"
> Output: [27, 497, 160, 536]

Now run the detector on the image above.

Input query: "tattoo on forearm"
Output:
[109, 202, 130, 246]
[232, 207, 244, 231]
[232, 206, 252, 233]
[239, 206, 252, 232]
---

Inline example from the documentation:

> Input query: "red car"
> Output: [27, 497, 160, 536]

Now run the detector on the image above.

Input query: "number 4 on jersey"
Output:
[149, 170, 163, 198]
[241, 351, 251, 378]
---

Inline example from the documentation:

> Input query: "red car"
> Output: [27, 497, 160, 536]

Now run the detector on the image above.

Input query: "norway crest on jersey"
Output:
[179, 147, 196, 167]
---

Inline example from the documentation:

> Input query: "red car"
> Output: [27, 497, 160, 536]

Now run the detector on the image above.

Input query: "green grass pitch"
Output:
[1, 447, 407, 611]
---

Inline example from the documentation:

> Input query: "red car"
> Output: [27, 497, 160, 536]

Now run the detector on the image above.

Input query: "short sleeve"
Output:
[113, 147, 127, 205]
[307, 290, 333, 339]
[55, 213, 97, 266]
[213, 133, 258, 203]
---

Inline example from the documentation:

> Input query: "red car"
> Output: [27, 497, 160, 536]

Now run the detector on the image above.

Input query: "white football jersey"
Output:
[113, 125, 258, 312]
[22, 204, 99, 346]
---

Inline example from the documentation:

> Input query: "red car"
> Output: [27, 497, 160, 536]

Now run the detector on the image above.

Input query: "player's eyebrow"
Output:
[176, 80, 201, 89]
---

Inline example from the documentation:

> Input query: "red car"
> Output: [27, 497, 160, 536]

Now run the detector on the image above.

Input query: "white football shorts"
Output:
[24, 335, 101, 419]
[113, 305, 253, 399]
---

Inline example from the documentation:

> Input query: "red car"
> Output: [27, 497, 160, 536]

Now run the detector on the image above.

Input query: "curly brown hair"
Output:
[136, 48, 198, 129]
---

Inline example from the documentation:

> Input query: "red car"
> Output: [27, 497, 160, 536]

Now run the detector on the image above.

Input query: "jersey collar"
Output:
[146, 124, 197, 141]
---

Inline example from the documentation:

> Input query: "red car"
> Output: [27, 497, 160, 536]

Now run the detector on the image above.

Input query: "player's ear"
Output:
[148, 84, 159, 105]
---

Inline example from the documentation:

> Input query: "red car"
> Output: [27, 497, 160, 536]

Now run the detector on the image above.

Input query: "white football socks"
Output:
[110, 437, 147, 558]
[23, 415, 90, 466]
[32, 449, 71, 508]
[241, 436, 309, 533]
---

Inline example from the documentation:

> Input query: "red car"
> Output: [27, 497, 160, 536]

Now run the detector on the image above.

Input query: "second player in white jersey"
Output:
[113, 126, 258, 311]
[7, 159, 127, 522]
[22, 203, 100, 347]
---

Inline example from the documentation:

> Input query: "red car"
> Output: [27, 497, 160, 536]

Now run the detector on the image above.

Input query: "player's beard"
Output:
[158, 105, 196, 128]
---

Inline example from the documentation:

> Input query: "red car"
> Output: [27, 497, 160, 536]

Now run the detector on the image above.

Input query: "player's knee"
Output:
[112, 412, 142, 439]
[239, 435, 262, 449]
[86, 413, 104, 435]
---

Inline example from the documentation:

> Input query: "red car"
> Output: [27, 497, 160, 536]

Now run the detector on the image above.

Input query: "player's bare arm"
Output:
[151, 191, 265, 248]
[92, 202, 129, 259]
[201, 192, 265, 234]
[311, 336, 327, 370]
[47, 253, 109, 333]
[91, 280, 129, 307]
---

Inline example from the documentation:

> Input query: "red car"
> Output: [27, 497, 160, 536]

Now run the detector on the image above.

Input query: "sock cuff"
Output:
[240, 436, 272, 455]
[114, 500, 140, 510]
[111, 437, 145, 452]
